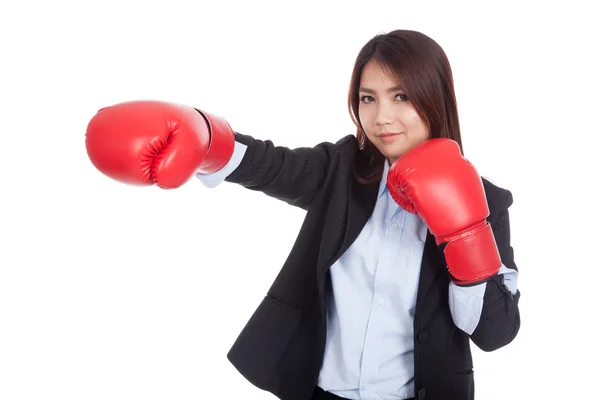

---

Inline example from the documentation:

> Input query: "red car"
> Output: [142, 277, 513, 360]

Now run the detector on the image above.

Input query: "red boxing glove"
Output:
[386, 139, 501, 285]
[85, 100, 235, 189]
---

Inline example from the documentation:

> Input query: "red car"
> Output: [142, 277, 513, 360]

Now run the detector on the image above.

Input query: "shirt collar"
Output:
[378, 158, 391, 199]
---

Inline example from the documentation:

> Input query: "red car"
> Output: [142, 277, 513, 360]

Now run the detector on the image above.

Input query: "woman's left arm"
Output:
[449, 189, 521, 351]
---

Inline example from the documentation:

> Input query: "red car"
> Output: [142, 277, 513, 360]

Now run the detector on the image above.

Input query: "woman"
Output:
[86, 29, 521, 400]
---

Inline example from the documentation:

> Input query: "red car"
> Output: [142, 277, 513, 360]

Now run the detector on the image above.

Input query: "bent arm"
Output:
[468, 190, 521, 351]
[448, 264, 518, 337]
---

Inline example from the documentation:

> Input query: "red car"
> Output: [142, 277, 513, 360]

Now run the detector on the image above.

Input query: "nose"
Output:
[375, 103, 394, 126]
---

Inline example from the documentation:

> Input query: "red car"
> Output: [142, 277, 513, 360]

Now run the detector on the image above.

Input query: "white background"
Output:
[1, 0, 599, 399]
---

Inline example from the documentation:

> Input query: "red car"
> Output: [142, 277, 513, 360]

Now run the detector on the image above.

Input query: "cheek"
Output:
[358, 107, 371, 131]
[405, 110, 420, 126]
[406, 111, 428, 136]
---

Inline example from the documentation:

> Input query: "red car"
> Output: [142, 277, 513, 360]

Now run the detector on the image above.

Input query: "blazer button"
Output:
[418, 331, 428, 343]
[418, 388, 427, 399]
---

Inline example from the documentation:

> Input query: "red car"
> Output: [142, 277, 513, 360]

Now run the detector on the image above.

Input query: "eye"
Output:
[359, 93, 409, 103]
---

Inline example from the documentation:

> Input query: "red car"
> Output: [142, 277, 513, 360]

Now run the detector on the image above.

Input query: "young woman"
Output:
[86, 29, 520, 400]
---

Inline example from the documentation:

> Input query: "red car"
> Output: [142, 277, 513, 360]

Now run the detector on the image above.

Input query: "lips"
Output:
[378, 133, 402, 143]
[378, 132, 402, 137]
[378, 132, 401, 142]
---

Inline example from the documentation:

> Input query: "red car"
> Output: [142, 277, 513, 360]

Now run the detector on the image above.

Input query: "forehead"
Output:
[359, 60, 404, 89]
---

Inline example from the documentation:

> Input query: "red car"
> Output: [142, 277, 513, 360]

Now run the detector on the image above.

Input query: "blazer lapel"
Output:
[317, 171, 379, 278]
[341, 174, 380, 257]
[416, 231, 446, 311]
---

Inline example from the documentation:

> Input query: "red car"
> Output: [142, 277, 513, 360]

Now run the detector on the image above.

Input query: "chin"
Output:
[380, 147, 407, 160]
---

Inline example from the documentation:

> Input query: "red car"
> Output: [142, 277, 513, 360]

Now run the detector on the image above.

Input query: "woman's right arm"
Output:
[196, 132, 355, 210]
[85, 99, 353, 210]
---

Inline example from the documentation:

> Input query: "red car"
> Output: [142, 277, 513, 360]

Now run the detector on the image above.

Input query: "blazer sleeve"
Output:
[219, 132, 355, 210]
[469, 188, 521, 352]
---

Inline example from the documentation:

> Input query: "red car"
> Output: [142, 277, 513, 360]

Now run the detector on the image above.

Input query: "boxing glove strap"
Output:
[194, 108, 235, 174]
[442, 221, 502, 286]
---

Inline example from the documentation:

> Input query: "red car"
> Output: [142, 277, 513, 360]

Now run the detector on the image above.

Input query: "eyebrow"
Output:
[358, 85, 405, 94]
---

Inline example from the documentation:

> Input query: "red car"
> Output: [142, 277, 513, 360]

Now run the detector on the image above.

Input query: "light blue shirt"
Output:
[196, 140, 518, 400]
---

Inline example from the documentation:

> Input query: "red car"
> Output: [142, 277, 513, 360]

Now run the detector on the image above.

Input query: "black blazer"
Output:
[223, 132, 521, 400]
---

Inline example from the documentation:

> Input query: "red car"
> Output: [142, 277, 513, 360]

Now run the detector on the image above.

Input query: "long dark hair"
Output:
[348, 30, 464, 184]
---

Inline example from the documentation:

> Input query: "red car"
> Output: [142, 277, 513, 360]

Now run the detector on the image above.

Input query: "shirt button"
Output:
[377, 298, 385, 306]
[390, 223, 398, 229]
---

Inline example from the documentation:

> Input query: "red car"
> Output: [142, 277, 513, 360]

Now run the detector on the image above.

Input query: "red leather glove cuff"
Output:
[194, 108, 235, 174]
[443, 222, 501, 286]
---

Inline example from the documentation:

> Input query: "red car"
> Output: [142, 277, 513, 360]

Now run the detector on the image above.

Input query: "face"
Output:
[358, 60, 429, 165]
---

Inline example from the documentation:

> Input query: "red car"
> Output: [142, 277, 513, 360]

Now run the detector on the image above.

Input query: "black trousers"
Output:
[312, 386, 415, 400]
